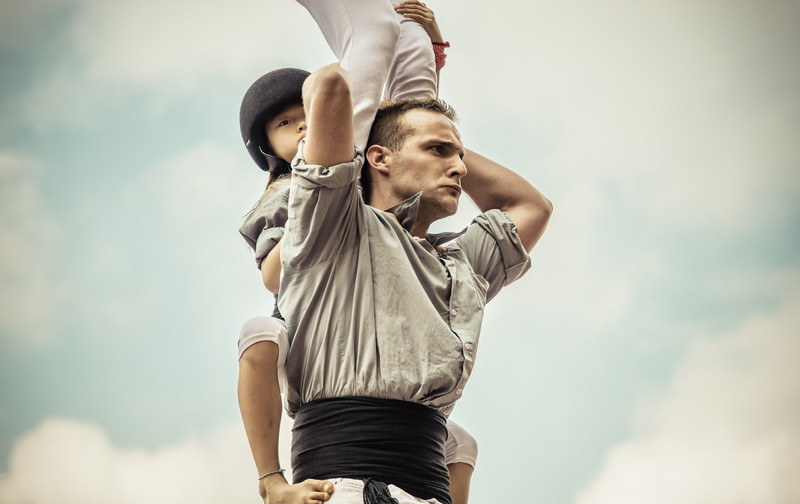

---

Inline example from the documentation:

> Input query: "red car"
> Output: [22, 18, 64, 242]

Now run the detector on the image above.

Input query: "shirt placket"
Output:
[443, 256, 474, 400]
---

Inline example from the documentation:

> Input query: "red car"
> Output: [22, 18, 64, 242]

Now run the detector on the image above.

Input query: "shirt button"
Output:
[464, 342, 473, 351]
[457, 355, 464, 363]
[451, 308, 458, 317]
[456, 389, 462, 395]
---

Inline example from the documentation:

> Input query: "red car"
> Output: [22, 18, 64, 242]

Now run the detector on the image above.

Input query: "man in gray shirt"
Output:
[251, 63, 552, 504]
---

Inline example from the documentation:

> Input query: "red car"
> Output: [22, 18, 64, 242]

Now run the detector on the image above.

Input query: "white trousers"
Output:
[326, 478, 443, 504]
[296, 0, 437, 151]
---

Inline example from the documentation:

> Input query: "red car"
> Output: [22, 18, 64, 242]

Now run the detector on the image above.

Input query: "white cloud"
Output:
[145, 142, 261, 226]
[55, 141, 271, 342]
[66, 0, 310, 86]
[13, 0, 329, 128]
[440, 0, 800, 345]
[0, 416, 295, 504]
[139, 140, 266, 279]
[448, 0, 800, 233]
[576, 293, 800, 504]
[0, 152, 63, 346]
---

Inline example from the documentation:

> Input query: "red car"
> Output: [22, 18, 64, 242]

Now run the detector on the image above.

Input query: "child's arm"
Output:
[240, 177, 291, 289]
[261, 239, 282, 294]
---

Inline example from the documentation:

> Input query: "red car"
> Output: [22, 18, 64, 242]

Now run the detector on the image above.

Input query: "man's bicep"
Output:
[503, 202, 552, 253]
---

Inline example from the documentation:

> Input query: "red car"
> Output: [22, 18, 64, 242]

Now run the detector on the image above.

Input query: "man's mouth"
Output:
[443, 184, 462, 196]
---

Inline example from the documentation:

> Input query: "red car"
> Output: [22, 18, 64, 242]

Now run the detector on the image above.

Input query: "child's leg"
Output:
[383, 0, 438, 101]
[447, 463, 473, 504]
[238, 317, 334, 501]
[296, 0, 401, 152]
[444, 419, 477, 504]
[238, 316, 290, 392]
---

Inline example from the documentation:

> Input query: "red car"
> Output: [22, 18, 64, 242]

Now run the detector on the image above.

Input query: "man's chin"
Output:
[439, 201, 459, 220]
[420, 195, 459, 223]
[448, 201, 459, 216]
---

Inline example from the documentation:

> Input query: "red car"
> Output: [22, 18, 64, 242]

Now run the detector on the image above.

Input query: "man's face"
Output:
[264, 102, 306, 164]
[389, 109, 467, 222]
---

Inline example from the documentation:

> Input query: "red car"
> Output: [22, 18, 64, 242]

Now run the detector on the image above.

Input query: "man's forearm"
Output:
[461, 149, 553, 251]
[301, 63, 355, 167]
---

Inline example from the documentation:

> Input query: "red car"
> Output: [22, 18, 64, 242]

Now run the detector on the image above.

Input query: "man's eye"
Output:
[431, 145, 444, 153]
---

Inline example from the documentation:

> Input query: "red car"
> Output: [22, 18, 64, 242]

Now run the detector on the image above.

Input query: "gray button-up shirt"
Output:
[279, 141, 531, 417]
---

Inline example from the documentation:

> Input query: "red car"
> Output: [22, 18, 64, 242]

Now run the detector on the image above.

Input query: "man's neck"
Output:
[408, 219, 431, 239]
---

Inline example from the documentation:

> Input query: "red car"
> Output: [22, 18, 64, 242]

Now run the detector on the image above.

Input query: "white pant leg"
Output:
[238, 316, 290, 393]
[297, 0, 400, 151]
[384, 0, 437, 101]
[326, 478, 444, 504]
[444, 419, 478, 468]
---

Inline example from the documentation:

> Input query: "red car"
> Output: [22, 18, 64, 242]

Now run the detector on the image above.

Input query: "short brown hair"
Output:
[361, 98, 458, 204]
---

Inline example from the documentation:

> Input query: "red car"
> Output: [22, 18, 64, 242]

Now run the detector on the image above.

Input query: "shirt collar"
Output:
[385, 192, 466, 247]
[385, 192, 423, 233]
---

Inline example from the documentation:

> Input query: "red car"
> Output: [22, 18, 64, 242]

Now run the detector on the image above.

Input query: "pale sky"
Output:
[1, 0, 799, 502]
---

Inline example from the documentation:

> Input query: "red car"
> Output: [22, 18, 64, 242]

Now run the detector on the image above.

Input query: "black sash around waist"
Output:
[291, 397, 452, 504]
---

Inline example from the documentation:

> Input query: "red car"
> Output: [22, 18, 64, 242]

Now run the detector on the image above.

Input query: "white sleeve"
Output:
[444, 419, 478, 468]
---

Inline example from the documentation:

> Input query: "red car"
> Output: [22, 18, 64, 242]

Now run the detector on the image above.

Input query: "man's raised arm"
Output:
[281, 64, 362, 272]
[301, 63, 355, 166]
[461, 149, 552, 252]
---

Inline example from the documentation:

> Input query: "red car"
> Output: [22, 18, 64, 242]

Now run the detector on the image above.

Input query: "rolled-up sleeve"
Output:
[456, 209, 531, 301]
[239, 183, 290, 269]
[283, 141, 365, 270]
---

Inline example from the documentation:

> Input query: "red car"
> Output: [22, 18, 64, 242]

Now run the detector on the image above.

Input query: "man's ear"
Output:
[365, 145, 392, 176]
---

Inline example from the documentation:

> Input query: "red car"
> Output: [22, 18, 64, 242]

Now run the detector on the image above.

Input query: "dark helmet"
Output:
[239, 68, 310, 172]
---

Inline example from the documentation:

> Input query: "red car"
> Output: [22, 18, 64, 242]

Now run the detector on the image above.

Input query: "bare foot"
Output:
[264, 478, 334, 504]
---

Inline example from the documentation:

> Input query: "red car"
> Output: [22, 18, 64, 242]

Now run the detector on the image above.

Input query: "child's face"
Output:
[265, 102, 306, 164]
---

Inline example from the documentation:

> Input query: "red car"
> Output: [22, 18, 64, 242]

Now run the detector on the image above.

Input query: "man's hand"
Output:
[395, 1, 444, 43]
[261, 477, 334, 504]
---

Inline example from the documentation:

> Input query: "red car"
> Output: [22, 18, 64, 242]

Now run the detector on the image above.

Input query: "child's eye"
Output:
[278, 119, 291, 127]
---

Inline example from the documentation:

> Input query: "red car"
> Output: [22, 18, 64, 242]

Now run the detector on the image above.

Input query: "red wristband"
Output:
[433, 41, 450, 71]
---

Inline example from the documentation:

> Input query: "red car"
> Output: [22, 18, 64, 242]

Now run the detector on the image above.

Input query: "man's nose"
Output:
[449, 157, 467, 177]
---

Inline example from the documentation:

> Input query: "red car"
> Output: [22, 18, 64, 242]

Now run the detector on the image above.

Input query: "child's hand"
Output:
[394, 1, 444, 43]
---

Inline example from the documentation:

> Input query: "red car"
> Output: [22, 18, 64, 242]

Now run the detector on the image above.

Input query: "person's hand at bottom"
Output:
[262, 478, 334, 504]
